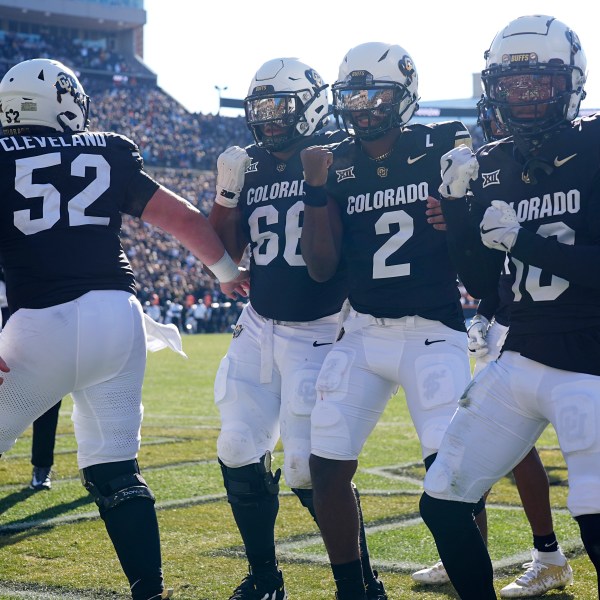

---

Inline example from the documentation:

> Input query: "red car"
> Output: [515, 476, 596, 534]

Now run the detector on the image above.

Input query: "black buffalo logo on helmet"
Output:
[55, 71, 85, 110]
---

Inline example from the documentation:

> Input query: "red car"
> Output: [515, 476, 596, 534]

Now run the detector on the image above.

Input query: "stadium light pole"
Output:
[214, 85, 228, 115]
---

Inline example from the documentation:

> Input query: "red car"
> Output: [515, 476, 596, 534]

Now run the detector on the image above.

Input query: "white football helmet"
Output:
[482, 15, 587, 139]
[244, 57, 329, 151]
[0, 58, 90, 133]
[333, 42, 419, 140]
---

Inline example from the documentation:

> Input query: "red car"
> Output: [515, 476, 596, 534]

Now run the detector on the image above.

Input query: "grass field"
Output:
[0, 333, 594, 599]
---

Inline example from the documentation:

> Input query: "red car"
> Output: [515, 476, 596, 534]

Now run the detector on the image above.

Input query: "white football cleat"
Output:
[411, 560, 450, 585]
[500, 549, 573, 598]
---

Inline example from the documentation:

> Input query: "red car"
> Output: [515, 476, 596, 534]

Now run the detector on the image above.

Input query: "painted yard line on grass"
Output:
[276, 505, 583, 573]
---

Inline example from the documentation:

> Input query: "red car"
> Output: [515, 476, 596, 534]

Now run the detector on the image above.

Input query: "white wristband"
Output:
[207, 253, 239, 283]
[215, 191, 239, 209]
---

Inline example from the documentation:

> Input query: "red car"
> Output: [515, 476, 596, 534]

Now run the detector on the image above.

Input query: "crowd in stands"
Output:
[0, 30, 480, 330]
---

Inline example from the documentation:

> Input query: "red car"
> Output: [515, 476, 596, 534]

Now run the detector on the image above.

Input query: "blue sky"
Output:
[143, 1, 599, 116]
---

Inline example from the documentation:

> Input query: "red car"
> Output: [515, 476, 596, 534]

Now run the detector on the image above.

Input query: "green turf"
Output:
[0, 333, 591, 599]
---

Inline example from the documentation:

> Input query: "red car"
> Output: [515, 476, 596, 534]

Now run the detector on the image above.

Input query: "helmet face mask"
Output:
[0, 58, 89, 133]
[244, 58, 329, 152]
[481, 15, 586, 141]
[333, 42, 419, 141]
[477, 95, 509, 142]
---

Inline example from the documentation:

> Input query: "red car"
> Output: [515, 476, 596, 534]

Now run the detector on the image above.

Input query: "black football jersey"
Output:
[0, 131, 159, 312]
[446, 113, 600, 374]
[326, 121, 470, 330]
[239, 131, 348, 322]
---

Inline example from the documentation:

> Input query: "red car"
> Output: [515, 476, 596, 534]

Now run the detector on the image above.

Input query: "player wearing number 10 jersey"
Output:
[300, 42, 475, 600]
[420, 16, 600, 599]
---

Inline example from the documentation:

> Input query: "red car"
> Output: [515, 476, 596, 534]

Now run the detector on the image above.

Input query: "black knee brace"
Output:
[219, 452, 281, 507]
[80, 459, 155, 517]
[292, 487, 317, 521]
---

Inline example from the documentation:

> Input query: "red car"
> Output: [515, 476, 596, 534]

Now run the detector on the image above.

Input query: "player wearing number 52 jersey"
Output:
[300, 42, 474, 600]
[208, 58, 386, 600]
[0, 58, 248, 600]
[420, 16, 600, 599]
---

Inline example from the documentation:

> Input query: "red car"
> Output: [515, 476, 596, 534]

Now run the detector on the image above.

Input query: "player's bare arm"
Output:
[300, 145, 342, 282]
[209, 203, 249, 264]
[141, 185, 249, 297]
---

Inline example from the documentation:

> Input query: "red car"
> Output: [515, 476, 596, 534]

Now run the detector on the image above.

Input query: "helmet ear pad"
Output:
[0, 58, 89, 133]
[244, 58, 329, 151]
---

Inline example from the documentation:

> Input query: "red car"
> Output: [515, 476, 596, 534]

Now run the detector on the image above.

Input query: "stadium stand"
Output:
[0, 2, 486, 328]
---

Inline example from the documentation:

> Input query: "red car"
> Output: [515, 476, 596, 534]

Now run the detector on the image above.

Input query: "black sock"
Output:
[332, 559, 366, 600]
[230, 494, 279, 573]
[247, 551, 278, 576]
[533, 532, 558, 553]
[353, 485, 375, 585]
[102, 498, 164, 600]
[420, 493, 495, 600]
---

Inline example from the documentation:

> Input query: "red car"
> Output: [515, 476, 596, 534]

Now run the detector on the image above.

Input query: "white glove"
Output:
[480, 200, 521, 251]
[467, 314, 490, 358]
[215, 146, 251, 208]
[438, 145, 479, 199]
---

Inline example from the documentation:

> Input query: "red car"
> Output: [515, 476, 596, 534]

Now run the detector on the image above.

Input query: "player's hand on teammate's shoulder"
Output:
[300, 145, 333, 186]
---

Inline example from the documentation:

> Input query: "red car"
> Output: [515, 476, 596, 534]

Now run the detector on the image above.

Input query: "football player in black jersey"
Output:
[0, 58, 249, 600]
[419, 15, 600, 599]
[300, 42, 478, 600]
[208, 58, 386, 600]
[416, 98, 574, 597]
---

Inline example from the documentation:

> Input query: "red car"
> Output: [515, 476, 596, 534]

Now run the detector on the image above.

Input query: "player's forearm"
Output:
[208, 203, 248, 264]
[301, 205, 340, 282]
[142, 186, 231, 267]
[442, 197, 503, 298]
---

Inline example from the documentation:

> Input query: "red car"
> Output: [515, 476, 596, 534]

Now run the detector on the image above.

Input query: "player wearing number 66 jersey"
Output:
[0, 58, 248, 600]
[300, 42, 476, 600]
[420, 15, 600, 599]
[208, 58, 386, 600]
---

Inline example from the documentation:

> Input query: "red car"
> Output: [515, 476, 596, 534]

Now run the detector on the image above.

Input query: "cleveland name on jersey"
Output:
[0, 131, 159, 312]
[239, 131, 348, 322]
[326, 121, 469, 330]
[468, 113, 600, 374]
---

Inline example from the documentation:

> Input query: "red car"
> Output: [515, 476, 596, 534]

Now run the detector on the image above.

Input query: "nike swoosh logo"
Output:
[313, 341, 332, 347]
[407, 154, 427, 165]
[480, 226, 503, 235]
[554, 153, 577, 167]
[424, 339, 445, 346]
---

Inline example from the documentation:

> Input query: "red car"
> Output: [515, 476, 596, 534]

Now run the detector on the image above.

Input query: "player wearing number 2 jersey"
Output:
[300, 42, 474, 600]
[0, 58, 248, 600]
[208, 58, 386, 600]
[420, 16, 600, 599]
